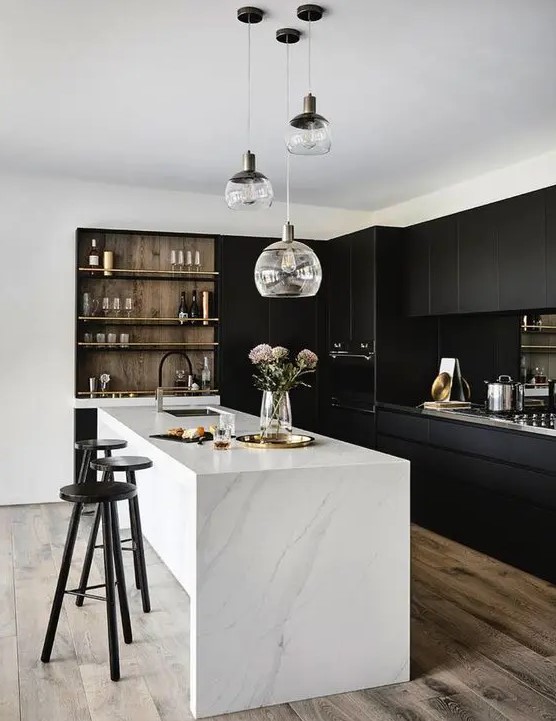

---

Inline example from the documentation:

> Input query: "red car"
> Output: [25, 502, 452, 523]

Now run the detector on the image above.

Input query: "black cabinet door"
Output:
[428, 216, 458, 315]
[324, 406, 375, 448]
[269, 293, 319, 432]
[404, 225, 430, 316]
[458, 204, 498, 312]
[326, 235, 352, 343]
[495, 190, 546, 311]
[350, 229, 375, 341]
[546, 186, 556, 307]
[220, 235, 269, 415]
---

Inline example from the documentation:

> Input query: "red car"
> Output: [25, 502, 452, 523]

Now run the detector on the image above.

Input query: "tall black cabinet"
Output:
[219, 235, 325, 432]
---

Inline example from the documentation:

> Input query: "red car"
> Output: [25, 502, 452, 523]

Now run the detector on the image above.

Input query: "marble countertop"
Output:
[75, 394, 220, 409]
[99, 404, 407, 477]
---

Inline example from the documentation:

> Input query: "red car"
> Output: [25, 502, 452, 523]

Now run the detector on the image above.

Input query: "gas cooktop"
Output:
[452, 407, 556, 428]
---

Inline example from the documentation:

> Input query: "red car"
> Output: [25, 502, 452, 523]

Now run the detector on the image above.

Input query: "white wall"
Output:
[0, 171, 373, 505]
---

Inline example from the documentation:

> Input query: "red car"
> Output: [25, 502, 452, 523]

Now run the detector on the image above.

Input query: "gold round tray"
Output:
[236, 433, 315, 449]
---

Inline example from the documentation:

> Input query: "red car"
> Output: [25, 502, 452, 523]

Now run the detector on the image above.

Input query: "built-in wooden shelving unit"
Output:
[75, 228, 220, 397]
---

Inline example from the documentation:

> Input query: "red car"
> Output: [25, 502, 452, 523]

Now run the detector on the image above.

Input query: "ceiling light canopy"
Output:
[225, 7, 274, 210]
[286, 4, 331, 156]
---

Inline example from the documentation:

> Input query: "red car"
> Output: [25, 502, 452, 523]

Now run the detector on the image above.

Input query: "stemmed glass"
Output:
[177, 250, 185, 271]
[170, 250, 177, 272]
[194, 249, 202, 272]
[112, 297, 121, 316]
[185, 250, 193, 271]
[124, 297, 133, 318]
[102, 297, 110, 316]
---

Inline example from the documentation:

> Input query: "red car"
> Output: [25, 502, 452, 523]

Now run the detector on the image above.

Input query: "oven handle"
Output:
[329, 351, 375, 361]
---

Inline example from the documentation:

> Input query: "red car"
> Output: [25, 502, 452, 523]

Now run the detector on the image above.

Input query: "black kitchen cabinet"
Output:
[377, 406, 556, 584]
[350, 229, 375, 341]
[429, 216, 458, 315]
[546, 185, 556, 307]
[458, 204, 498, 313]
[494, 190, 546, 311]
[326, 229, 375, 344]
[220, 235, 324, 430]
[326, 234, 351, 344]
[324, 406, 375, 448]
[220, 235, 269, 416]
[404, 224, 430, 316]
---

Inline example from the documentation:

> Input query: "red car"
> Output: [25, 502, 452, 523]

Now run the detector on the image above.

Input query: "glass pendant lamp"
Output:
[225, 7, 274, 210]
[254, 28, 322, 298]
[286, 5, 331, 156]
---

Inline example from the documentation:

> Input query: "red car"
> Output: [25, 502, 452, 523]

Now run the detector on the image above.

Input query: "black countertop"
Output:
[377, 402, 556, 439]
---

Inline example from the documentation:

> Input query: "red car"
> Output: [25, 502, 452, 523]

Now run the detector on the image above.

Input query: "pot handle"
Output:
[497, 375, 513, 382]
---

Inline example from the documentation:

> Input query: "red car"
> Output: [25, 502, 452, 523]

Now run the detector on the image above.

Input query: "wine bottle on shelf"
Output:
[178, 291, 188, 325]
[88, 238, 101, 275]
[190, 290, 200, 321]
[201, 356, 211, 391]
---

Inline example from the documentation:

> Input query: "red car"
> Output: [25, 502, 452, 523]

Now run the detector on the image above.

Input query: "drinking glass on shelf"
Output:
[96, 332, 106, 343]
[107, 332, 117, 344]
[194, 250, 202, 272]
[83, 332, 93, 343]
[102, 297, 110, 316]
[170, 249, 177, 272]
[185, 250, 193, 271]
[177, 250, 185, 271]
[124, 297, 133, 317]
[534, 366, 547, 384]
[112, 297, 121, 316]
[119, 332, 130, 348]
[213, 426, 231, 450]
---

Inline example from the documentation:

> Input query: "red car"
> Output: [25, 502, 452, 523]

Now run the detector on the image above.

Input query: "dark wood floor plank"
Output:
[412, 603, 556, 721]
[413, 579, 556, 705]
[413, 557, 556, 657]
[426, 691, 508, 721]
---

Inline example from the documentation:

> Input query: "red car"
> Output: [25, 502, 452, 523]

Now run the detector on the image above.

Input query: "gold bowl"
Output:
[236, 433, 315, 449]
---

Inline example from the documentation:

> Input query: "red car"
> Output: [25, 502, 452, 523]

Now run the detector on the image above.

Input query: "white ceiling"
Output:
[1, 0, 556, 211]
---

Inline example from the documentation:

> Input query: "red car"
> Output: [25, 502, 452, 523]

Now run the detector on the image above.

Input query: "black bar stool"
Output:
[41, 481, 137, 681]
[79, 456, 153, 614]
[75, 439, 128, 485]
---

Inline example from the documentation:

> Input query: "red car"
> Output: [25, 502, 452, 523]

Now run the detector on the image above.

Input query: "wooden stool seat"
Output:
[91, 456, 153, 472]
[75, 438, 128, 452]
[60, 481, 137, 504]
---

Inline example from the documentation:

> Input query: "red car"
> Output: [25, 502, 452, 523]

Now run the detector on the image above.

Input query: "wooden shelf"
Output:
[77, 388, 219, 397]
[522, 345, 556, 351]
[78, 267, 218, 281]
[78, 342, 218, 351]
[78, 316, 219, 325]
[522, 325, 556, 333]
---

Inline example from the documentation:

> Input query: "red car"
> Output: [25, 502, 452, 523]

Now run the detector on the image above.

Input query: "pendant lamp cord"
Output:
[247, 19, 251, 150]
[308, 19, 312, 92]
[286, 41, 291, 223]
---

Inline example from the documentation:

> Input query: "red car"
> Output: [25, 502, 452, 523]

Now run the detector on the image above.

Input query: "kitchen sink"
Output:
[165, 407, 220, 418]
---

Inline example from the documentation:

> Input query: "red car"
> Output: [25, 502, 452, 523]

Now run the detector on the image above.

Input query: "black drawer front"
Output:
[377, 410, 429, 443]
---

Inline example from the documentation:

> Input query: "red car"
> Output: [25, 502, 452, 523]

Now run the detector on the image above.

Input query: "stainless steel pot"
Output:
[484, 375, 524, 413]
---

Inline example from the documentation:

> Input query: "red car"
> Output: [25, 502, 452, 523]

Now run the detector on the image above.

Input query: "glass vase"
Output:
[260, 390, 292, 440]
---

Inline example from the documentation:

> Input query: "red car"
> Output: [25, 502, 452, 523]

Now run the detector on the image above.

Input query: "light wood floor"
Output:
[2, 504, 556, 721]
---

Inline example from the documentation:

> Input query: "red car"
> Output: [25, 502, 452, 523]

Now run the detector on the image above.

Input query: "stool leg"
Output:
[41, 503, 83, 663]
[77, 449, 91, 485]
[101, 501, 120, 681]
[104, 448, 114, 482]
[75, 503, 101, 607]
[128, 471, 150, 613]
[127, 471, 141, 591]
[110, 501, 132, 644]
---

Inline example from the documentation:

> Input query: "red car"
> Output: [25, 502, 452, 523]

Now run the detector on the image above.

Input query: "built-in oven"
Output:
[329, 340, 375, 413]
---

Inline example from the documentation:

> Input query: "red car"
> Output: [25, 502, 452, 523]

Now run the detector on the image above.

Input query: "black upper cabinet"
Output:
[405, 225, 430, 316]
[350, 229, 375, 341]
[495, 190, 546, 311]
[326, 229, 375, 344]
[546, 186, 556, 307]
[326, 235, 351, 343]
[458, 204, 498, 313]
[428, 217, 458, 315]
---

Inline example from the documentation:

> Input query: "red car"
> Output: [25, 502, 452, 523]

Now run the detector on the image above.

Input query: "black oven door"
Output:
[329, 343, 375, 413]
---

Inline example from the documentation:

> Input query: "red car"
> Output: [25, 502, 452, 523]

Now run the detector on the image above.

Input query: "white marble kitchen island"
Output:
[97, 405, 410, 718]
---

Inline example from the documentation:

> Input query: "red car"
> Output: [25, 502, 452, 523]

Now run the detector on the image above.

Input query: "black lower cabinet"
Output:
[324, 407, 375, 448]
[377, 408, 556, 584]
[74, 408, 97, 483]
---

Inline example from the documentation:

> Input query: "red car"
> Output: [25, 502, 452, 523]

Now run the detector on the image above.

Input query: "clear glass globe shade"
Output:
[225, 170, 274, 210]
[286, 113, 331, 156]
[254, 240, 322, 297]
